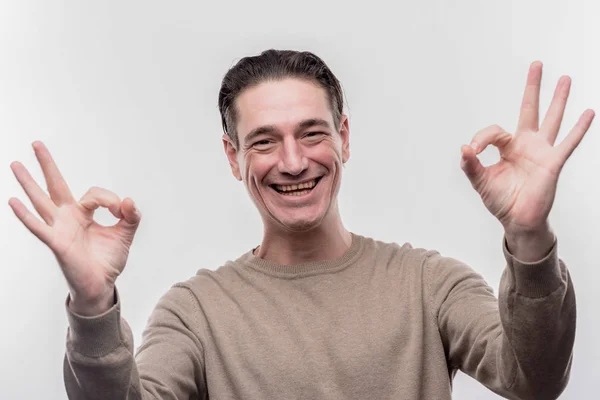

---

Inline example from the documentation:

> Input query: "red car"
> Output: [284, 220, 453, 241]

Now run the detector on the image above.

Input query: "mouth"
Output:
[269, 177, 323, 197]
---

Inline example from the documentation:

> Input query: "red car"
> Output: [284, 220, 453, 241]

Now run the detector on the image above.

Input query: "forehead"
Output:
[235, 78, 334, 141]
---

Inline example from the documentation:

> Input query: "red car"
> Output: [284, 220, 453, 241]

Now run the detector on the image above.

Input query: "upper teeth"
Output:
[275, 179, 318, 192]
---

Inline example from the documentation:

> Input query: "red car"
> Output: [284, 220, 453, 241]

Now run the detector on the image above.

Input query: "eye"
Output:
[253, 139, 272, 147]
[305, 131, 325, 138]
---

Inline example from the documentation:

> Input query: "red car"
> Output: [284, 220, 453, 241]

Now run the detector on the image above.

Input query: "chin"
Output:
[274, 212, 326, 233]
[281, 220, 320, 233]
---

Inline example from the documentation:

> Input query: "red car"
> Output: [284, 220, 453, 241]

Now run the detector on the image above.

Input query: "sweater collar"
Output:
[237, 232, 365, 278]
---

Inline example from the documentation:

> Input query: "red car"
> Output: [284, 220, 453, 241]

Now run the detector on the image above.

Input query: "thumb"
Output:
[460, 144, 486, 189]
[117, 197, 142, 227]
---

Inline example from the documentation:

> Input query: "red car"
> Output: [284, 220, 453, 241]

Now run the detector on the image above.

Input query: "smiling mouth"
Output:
[270, 177, 322, 196]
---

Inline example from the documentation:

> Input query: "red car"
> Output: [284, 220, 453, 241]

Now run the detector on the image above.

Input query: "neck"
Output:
[254, 201, 352, 266]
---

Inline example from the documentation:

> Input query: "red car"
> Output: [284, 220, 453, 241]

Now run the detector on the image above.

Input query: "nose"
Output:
[278, 139, 308, 176]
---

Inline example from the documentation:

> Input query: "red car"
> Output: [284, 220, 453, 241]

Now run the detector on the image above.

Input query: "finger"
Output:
[556, 109, 595, 167]
[32, 141, 75, 206]
[116, 197, 142, 227]
[10, 161, 58, 224]
[517, 61, 543, 132]
[79, 187, 124, 219]
[540, 76, 571, 145]
[460, 144, 486, 190]
[470, 124, 513, 154]
[8, 197, 54, 246]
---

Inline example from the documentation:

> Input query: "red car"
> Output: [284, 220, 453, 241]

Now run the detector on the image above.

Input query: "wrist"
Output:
[69, 288, 115, 317]
[505, 224, 556, 263]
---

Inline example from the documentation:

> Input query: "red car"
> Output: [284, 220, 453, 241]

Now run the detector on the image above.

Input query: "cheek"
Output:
[312, 141, 344, 166]
[243, 154, 273, 185]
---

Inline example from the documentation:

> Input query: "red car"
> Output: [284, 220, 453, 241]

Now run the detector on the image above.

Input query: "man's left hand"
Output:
[460, 61, 595, 238]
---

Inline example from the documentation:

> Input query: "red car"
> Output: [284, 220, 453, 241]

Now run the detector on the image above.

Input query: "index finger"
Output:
[32, 141, 75, 206]
[517, 61, 543, 132]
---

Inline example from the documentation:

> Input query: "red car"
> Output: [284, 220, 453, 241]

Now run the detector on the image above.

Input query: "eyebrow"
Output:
[243, 118, 332, 145]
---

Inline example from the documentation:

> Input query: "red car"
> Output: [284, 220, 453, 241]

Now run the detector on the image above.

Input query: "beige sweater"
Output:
[63, 233, 575, 399]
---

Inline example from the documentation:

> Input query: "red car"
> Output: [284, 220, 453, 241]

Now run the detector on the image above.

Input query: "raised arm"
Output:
[427, 235, 575, 399]
[64, 284, 206, 399]
[434, 61, 594, 398]
[9, 142, 205, 398]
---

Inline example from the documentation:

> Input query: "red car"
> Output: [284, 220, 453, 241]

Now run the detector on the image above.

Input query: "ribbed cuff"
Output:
[502, 235, 563, 298]
[65, 287, 124, 357]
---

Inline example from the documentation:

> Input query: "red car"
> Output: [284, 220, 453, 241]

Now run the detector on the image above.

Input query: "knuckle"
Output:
[85, 186, 120, 203]
[86, 186, 101, 195]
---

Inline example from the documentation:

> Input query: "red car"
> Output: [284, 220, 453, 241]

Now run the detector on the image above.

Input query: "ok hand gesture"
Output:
[9, 142, 142, 315]
[460, 61, 595, 236]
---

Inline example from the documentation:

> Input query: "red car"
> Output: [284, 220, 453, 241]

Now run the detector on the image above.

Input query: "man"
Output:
[9, 50, 594, 399]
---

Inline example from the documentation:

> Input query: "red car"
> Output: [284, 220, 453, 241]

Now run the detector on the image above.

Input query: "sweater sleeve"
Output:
[426, 236, 576, 400]
[63, 285, 207, 400]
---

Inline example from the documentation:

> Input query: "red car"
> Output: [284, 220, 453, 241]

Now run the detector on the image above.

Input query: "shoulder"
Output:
[166, 258, 250, 302]
[149, 260, 248, 337]
[358, 233, 441, 269]
[362, 234, 482, 283]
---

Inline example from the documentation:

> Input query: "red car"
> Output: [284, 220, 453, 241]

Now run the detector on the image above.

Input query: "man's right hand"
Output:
[8, 141, 142, 316]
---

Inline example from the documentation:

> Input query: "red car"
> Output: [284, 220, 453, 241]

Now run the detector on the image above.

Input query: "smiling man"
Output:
[10, 50, 594, 399]
[223, 76, 351, 264]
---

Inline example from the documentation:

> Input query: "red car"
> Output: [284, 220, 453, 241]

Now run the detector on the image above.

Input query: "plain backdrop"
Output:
[1, 1, 598, 399]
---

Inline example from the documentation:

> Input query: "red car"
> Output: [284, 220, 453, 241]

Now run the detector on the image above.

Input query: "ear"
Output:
[339, 114, 350, 164]
[222, 134, 242, 181]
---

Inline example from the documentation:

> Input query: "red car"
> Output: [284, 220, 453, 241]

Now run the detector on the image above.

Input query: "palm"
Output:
[50, 204, 135, 299]
[461, 62, 595, 234]
[9, 142, 141, 303]
[476, 132, 557, 228]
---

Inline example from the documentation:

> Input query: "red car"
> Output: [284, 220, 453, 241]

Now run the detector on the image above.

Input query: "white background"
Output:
[1, 1, 598, 399]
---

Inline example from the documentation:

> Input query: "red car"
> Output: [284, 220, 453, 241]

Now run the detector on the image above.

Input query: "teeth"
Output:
[275, 179, 318, 192]
[279, 189, 312, 196]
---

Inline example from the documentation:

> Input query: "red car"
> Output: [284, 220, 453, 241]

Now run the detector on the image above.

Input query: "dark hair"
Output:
[218, 49, 344, 148]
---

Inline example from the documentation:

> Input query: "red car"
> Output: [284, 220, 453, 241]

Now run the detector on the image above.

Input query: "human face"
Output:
[223, 78, 350, 232]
